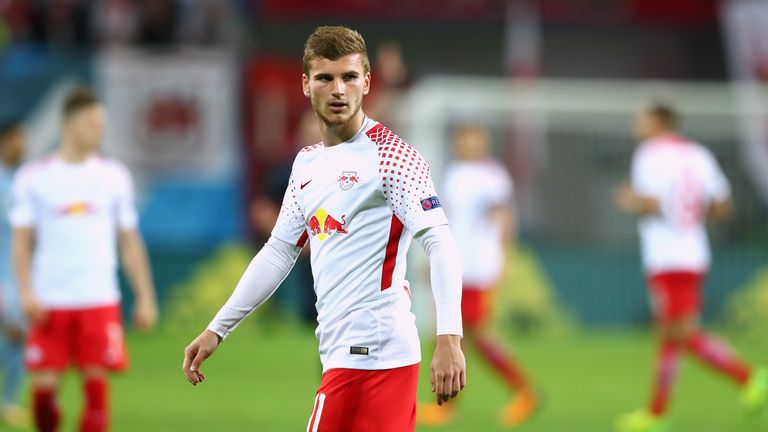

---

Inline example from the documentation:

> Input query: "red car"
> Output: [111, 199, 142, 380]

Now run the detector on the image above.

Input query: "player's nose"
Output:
[332, 78, 345, 96]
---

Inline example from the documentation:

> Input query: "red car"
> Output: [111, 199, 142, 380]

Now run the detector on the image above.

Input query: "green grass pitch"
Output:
[35, 327, 768, 431]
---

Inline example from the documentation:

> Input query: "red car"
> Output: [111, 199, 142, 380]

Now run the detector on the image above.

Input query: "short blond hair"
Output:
[303, 26, 369, 75]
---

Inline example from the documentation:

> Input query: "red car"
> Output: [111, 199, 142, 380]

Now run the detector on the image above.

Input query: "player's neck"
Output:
[59, 140, 95, 163]
[321, 111, 366, 146]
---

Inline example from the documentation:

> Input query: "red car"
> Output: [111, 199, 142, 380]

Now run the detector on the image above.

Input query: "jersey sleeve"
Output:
[9, 166, 37, 228]
[114, 163, 139, 230]
[376, 137, 449, 235]
[701, 149, 731, 202]
[486, 165, 514, 207]
[270, 164, 308, 247]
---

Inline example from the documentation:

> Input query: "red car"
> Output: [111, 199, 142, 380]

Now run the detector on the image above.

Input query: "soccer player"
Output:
[11, 87, 158, 432]
[182, 26, 466, 431]
[418, 124, 538, 427]
[615, 105, 768, 432]
[0, 121, 27, 428]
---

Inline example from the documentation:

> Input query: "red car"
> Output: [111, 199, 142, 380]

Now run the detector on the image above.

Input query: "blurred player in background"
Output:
[0, 121, 27, 428]
[250, 109, 320, 324]
[11, 87, 158, 432]
[419, 124, 538, 427]
[615, 105, 768, 432]
[183, 26, 466, 431]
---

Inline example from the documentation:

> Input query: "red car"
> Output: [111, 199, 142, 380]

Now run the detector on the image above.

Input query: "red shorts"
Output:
[462, 287, 492, 328]
[306, 363, 419, 432]
[25, 304, 128, 372]
[647, 271, 704, 323]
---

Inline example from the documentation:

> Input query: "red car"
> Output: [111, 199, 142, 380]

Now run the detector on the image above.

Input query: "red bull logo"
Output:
[57, 201, 96, 217]
[338, 171, 360, 191]
[307, 208, 348, 241]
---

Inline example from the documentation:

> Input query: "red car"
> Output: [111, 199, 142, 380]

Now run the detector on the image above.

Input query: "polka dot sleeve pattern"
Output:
[367, 123, 448, 234]
[271, 169, 308, 247]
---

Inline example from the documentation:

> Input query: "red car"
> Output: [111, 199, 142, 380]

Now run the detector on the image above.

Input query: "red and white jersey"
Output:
[10, 155, 137, 309]
[631, 134, 731, 274]
[443, 160, 513, 288]
[272, 117, 448, 372]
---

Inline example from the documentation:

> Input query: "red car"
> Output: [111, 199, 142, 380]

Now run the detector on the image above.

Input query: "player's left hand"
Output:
[133, 297, 158, 333]
[431, 334, 466, 405]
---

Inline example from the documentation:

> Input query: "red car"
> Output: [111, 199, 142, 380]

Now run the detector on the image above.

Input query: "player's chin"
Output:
[322, 112, 350, 125]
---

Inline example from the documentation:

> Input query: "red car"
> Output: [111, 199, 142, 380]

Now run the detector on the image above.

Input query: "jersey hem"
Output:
[643, 265, 709, 276]
[321, 354, 421, 373]
[39, 298, 121, 310]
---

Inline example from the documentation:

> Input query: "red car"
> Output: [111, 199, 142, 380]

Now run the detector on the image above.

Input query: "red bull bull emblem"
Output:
[307, 208, 348, 241]
[338, 171, 360, 191]
[57, 201, 97, 217]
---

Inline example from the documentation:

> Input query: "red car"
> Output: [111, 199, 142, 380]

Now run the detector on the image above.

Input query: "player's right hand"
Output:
[21, 294, 46, 324]
[182, 329, 221, 386]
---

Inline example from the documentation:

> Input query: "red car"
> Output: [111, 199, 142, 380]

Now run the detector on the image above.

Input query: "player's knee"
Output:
[660, 317, 698, 341]
[32, 371, 62, 389]
[81, 366, 108, 380]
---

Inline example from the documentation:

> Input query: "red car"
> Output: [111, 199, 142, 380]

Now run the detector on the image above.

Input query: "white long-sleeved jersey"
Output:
[209, 117, 462, 372]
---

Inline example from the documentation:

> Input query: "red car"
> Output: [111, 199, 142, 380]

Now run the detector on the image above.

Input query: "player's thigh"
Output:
[29, 370, 64, 390]
[462, 287, 492, 329]
[648, 272, 703, 324]
[75, 305, 128, 371]
[25, 310, 71, 372]
[359, 364, 419, 432]
[308, 366, 419, 432]
[307, 368, 362, 432]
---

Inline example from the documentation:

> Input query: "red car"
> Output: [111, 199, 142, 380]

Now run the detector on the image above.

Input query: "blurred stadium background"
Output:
[2, 0, 768, 430]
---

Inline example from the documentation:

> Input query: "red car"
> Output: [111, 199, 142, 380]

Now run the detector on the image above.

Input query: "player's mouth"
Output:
[328, 101, 348, 113]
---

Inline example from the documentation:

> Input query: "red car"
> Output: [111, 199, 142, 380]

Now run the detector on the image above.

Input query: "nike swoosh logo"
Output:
[300, 180, 312, 190]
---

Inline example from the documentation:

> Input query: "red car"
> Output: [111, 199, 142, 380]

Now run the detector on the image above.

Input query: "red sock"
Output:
[33, 387, 61, 432]
[80, 377, 109, 432]
[649, 338, 681, 416]
[473, 336, 529, 391]
[685, 331, 751, 385]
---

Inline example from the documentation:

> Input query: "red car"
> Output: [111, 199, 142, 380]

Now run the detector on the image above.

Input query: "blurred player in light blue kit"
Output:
[0, 120, 27, 428]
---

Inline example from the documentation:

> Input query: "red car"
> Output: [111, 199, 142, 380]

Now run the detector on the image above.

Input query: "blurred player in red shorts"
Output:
[419, 124, 538, 427]
[11, 87, 158, 432]
[615, 105, 767, 432]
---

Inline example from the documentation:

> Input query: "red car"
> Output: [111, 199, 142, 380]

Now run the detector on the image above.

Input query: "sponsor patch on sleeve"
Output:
[421, 196, 442, 211]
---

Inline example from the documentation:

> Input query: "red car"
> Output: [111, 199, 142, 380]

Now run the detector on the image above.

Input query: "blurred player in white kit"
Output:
[419, 124, 538, 427]
[11, 87, 158, 432]
[615, 105, 767, 432]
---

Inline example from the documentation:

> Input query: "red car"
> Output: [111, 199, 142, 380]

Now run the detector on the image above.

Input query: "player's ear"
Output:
[363, 72, 371, 96]
[302, 73, 311, 97]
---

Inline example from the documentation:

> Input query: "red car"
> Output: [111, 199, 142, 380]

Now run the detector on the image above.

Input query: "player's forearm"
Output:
[498, 205, 517, 248]
[632, 195, 661, 216]
[207, 236, 301, 339]
[416, 225, 463, 337]
[11, 228, 35, 298]
[120, 231, 156, 303]
[618, 186, 661, 216]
